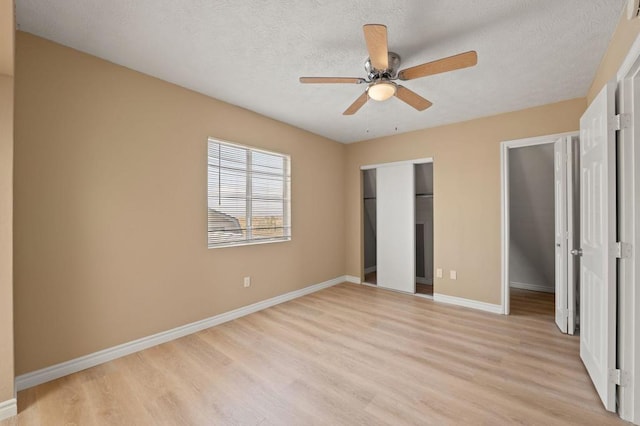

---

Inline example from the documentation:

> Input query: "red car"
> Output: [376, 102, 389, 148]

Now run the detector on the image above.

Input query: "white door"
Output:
[579, 80, 617, 412]
[554, 137, 568, 334]
[566, 136, 578, 335]
[377, 163, 415, 293]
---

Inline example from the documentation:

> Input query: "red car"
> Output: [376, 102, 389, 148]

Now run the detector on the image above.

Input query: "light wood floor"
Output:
[2, 284, 627, 425]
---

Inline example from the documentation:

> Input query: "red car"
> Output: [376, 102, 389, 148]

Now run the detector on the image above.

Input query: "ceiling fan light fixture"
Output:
[367, 80, 397, 101]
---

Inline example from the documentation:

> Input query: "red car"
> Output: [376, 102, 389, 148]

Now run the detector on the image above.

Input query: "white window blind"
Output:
[207, 138, 291, 248]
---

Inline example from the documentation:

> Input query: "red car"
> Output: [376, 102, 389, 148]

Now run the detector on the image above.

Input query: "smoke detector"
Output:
[628, 0, 640, 20]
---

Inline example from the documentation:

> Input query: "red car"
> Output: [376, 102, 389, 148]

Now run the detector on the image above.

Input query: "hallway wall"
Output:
[0, 0, 15, 411]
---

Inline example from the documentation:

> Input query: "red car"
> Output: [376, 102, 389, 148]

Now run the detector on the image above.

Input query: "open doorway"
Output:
[361, 158, 434, 295]
[363, 169, 377, 285]
[501, 133, 579, 335]
[508, 143, 555, 315]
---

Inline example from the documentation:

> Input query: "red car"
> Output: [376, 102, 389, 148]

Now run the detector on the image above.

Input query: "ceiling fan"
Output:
[299, 24, 478, 115]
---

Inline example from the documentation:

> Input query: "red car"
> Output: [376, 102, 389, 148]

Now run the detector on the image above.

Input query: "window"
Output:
[207, 138, 291, 248]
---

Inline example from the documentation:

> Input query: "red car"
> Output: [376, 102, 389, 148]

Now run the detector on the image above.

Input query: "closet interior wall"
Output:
[508, 144, 555, 293]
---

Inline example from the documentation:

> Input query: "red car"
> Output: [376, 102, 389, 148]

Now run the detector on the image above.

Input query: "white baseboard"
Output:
[0, 398, 17, 421]
[434, 293, 503, 315]
[510, 281, 555, 294]
[345, 275, 361, 284]
[16, 275, 347, 391]
[364, 266, 377, 274]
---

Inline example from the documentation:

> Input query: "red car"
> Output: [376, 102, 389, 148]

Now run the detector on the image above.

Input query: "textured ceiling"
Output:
[16, 0, 626, 143]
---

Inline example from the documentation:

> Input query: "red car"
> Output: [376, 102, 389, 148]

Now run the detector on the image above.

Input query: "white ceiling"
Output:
[16, 0, 626, 143]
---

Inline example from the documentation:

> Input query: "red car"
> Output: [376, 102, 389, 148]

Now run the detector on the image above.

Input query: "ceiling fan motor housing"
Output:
[365, 52, 401, 80]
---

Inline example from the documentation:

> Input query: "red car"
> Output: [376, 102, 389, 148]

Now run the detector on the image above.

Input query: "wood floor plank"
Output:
[1, 284, 629, 425]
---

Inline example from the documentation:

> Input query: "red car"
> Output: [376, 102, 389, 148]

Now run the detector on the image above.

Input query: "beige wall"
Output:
[0, 0, 14, 404]
[0, 0, 13, 76]
[345, 98, 586, 305]
[0, 75, 14, 404]
[588, 10, 640, 103]
[13, 32, 346, 374]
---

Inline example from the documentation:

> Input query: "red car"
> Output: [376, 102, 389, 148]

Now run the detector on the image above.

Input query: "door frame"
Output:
[500, 132, 578, 315]
[615, 33, 640, 424]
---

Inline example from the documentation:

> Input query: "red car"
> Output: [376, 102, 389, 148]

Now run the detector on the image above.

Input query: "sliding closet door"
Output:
[377, 163, 415, 293]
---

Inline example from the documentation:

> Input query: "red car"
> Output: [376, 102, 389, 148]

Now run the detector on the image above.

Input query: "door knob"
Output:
[571, 248, 583, 256]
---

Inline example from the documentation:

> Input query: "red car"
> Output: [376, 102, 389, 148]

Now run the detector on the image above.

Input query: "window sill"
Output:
[208, 237, 291, 249]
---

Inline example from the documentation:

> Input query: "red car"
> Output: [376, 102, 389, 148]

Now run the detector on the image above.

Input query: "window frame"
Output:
[207, 137, 291, 249]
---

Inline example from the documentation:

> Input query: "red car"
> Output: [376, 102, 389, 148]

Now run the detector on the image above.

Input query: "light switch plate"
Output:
[436, 268, 443, 278]
[450, 270, 457, 280]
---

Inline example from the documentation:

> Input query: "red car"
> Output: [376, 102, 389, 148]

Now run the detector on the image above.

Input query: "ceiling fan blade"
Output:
[299, 77, 366, 84]
[363, 24, 389, 70]
[343, 92, 369, 115]
[398, 50, 478, 81]
[395, 86, 432, 111]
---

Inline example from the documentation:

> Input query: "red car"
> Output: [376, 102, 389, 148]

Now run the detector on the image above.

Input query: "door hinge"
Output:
[615, 241, 633, 259]
[609, 369, 630, 387]
[611, 113, 632, 131]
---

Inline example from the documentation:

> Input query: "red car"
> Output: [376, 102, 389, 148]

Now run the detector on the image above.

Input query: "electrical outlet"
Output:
[243, 276, 251, 288]
[450, 270, 457, 280]
[436, 268, 443, 278]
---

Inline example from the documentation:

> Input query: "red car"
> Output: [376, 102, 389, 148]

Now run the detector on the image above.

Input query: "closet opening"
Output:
[415, 163, 433, 297]
[361, 158, 434, 295]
